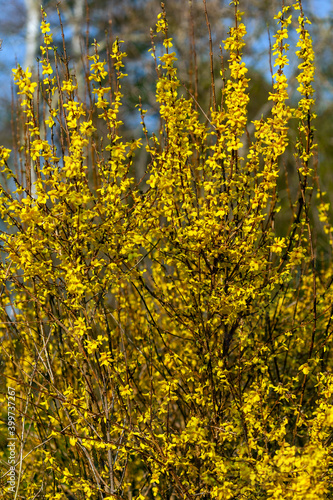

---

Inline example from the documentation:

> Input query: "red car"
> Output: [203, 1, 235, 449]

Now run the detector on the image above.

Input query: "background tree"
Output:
[0, 0, 332, 224]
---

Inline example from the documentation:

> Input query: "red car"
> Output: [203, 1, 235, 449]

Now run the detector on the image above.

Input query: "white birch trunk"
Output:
[24, 0, 40, 196]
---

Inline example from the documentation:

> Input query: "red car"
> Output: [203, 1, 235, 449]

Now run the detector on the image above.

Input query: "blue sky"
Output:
[315, 0, 331, 18]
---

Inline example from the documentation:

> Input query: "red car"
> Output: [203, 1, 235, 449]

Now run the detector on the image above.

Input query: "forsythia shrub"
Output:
[1, 1, 332, 499]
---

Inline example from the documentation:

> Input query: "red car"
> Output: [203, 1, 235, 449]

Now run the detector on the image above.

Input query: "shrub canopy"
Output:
[1, 2, 333, 499]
